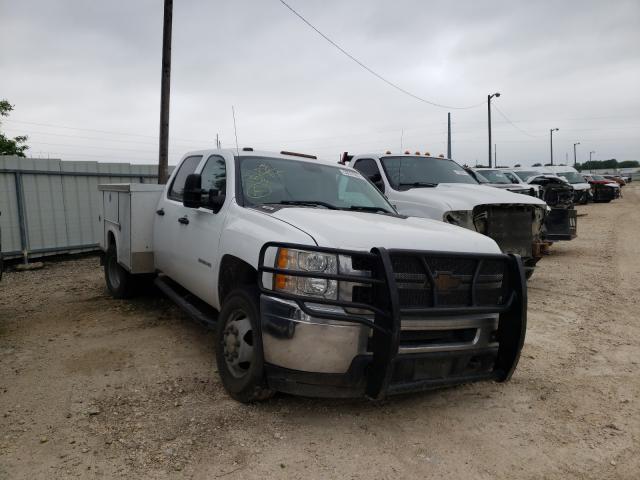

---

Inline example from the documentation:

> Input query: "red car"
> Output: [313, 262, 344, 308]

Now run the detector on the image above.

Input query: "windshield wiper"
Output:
[346, 205, 391, 214]
[271, 200, 339, 210]
[398, 182, 438, 188]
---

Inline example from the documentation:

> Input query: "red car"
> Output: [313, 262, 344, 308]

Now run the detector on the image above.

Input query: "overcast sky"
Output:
[1, 0, 639, 167]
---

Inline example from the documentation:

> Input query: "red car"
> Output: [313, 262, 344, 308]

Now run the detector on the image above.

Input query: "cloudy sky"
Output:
[1, 0, 639, 167]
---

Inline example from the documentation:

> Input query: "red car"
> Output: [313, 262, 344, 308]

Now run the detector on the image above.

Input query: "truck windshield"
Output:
[478, 169, 512, 184]
[556, 171, 585, 184]
[238, 156, 395, 213]
[380, 156, 478, 189]
[514, 171, 542, 181]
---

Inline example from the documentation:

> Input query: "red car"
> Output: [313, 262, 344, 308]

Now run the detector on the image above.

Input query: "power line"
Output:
[492, 105, 543, 138]
[278, 0, 486, 110]
[1, 128, 195, 147]
[3, 119, 212, 144]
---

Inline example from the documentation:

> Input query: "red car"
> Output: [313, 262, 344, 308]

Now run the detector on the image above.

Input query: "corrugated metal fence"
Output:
[0, 155, 160, 262]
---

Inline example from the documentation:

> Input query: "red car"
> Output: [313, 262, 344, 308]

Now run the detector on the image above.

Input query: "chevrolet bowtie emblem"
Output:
[433, 272, 462, 291]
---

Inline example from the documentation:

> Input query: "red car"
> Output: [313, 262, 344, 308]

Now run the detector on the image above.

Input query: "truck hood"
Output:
[268, 207, 501, 254]
[395, 183, 547, 211]
[570, 182, 591, 191]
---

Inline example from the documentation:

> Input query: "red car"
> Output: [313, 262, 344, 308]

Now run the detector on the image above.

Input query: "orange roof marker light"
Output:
[424, 152, 431, 156]
[404, 150, 411, 154]
[439, 154, 445, 158]
[415, 151, 421, 155]
[385, 150, 392, 154]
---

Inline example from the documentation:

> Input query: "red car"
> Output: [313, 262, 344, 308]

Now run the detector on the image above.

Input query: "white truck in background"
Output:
[98, 148, 527, 402]
[342, 152, 548, 279]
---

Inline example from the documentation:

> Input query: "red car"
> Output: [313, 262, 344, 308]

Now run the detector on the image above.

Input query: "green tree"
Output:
[0, 99, 29, 156]
[618, 160, 639, 168]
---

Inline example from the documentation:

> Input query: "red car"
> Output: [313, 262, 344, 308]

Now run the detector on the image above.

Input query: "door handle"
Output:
[178, 216, 190, 225]
[156, 208, 165, 216]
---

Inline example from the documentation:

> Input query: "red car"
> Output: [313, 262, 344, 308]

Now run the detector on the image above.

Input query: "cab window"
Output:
[201, 155, 227, 195]
[168, 155, 202, 201]
[352, 158, 384, 192]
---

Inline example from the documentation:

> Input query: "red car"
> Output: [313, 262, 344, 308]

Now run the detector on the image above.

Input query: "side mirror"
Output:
[207, 189, 226, 212]
[183, 174, 203, 208]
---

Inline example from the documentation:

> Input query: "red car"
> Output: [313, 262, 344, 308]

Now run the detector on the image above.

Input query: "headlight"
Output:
[274, 248, 338, 300]
[443, 210, 474, 230]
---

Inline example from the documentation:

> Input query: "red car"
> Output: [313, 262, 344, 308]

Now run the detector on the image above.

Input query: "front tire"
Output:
[215, 286, 274, 403]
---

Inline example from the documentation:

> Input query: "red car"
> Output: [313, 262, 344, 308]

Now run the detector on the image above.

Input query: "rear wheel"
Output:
[215, 286, 274, 403]
[104, 244, 136, 298]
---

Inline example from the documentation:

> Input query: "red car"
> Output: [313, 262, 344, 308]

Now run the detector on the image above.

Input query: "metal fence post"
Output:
[14, 172, 30, 264]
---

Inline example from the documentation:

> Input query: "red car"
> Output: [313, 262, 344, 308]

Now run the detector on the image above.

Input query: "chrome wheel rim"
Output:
[222, 309, 254, 378]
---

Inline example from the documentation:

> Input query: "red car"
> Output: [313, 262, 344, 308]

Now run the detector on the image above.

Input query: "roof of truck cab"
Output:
[179, 148, 341, 168]
[353, 153, 455, 161]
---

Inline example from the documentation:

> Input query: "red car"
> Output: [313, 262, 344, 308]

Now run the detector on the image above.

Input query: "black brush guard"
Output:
[544, 208, 578, 241]
[258, 243, 527, 399]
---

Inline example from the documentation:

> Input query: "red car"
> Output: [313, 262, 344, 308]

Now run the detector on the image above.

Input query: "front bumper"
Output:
[258, 244, 527, 399]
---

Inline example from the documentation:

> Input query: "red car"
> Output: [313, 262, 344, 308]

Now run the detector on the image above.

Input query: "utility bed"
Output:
[98, 183, 164, 274]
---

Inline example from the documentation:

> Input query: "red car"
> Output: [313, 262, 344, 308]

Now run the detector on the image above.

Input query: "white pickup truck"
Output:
[99, 149, 526, 402]
[343, 152, 548, 278]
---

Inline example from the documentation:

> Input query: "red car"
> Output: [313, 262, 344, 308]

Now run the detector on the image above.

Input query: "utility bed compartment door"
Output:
[98, 183, 164, 274]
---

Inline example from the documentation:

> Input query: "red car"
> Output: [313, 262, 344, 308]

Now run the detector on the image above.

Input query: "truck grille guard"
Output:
[258, 242, 527, 399]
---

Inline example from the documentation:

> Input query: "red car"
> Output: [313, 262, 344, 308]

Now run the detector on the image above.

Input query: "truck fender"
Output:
[217, 255, 258, 305]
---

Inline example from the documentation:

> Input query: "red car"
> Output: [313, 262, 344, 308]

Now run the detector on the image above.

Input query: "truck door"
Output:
[153, 155, 203, 283]
[177, 154, 229, 306]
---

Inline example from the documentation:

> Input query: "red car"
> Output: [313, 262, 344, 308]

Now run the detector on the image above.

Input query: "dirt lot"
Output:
[1, 186, 639, 480]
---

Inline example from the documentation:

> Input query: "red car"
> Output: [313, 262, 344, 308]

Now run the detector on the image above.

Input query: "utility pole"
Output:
[158, 0, 173, 184]
[573, 142, 580, 167]
[447, 112, 451, 159]
[590, 151, 595, 162]
[494, 144, 497, 167]
[487, 92, 500, 168]
[549, 128, 559, 166]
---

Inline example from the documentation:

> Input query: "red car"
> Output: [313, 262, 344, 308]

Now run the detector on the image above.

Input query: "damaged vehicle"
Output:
[583, 174, 619, 202]
[470, 168, 539, 197]
[544, 166, 591, 204]
[98, 149, 527, 402]
[343, 152, 548, 279]
[511, 171, 578, 242]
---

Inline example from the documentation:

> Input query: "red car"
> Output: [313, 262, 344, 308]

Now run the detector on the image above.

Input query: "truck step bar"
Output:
[154, 276, 218, 329]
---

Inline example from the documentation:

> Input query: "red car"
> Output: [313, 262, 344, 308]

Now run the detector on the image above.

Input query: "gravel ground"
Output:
[1, 185, 639, 480]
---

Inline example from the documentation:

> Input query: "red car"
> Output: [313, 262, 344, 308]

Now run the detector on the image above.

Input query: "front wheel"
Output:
[215, 286, 274, 403]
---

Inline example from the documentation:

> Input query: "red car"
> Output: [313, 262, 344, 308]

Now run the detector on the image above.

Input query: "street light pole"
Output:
[158, 0, 173, 184]
[573, 142, 580, 167]
[549, 128, 559, 165]
[447, 112, 452, 159]
[487, 92, 500, 168]
[590, 151, 595, 162]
